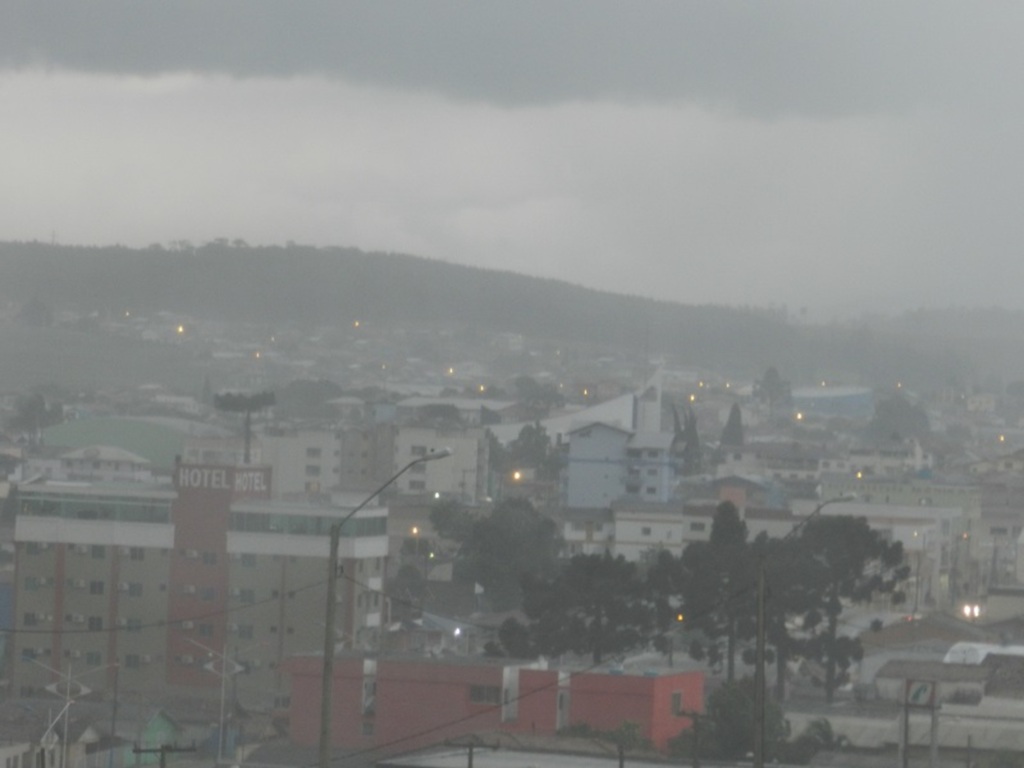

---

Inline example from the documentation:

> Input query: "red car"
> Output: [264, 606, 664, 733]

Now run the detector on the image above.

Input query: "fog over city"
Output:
[5, 2, 1024, 317]
[9, 6, 1024, 768]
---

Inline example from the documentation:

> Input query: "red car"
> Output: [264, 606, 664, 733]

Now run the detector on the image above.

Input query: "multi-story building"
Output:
[10, 462, 388, 710]
[337, 423, 397, 495]
[392, 427, 487, 503]
[561, 422, 684, 509]
[258, 427, 341, 497]
[10, 445, 154, 484]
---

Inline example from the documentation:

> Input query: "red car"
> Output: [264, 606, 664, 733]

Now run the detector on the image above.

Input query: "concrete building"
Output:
[258, 428, 340, 497]
[11, 445, 154, 485]
[392, 428, 488, 504]
[286, 654, 703, 755]
[10, 463, 388, 710]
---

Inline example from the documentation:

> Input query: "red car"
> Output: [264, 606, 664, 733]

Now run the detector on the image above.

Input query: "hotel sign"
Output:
[176, 464, 271, 498]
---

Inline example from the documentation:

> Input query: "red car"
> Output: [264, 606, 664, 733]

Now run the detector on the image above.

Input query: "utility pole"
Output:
[753, 560, 766, 768]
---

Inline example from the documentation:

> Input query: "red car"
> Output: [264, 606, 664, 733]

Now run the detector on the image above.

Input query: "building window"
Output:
[410, 445, 427, 457]
[88, 617, 103, 631]
[130, 547, 145, 561]
[86, 652, 101, 666]
[125, 654, 141, 669]
[690, 522, 706, 532]
[90, 581, 104, 595]
[202, 552, 217, 565]
[361, 721, 375, 736]
[201, 587, 217, 602]
[305, 465, 321, 477]
[238, 625, 254, 640]
[672, 691, 685, 715]
[240, 589, 256, 604]
[470, 685, 501, 704]
[241, 554, 257, 567]
[26, 543, 41, 555]
[409, 480, 426, 491]
[91, 545, 106, 559]
[645, 487, 656, 495]
[128, 583, 143, 597]
[641, 527, 652, 536]
[646, 468, 657, 476]
[24, 577, 39, 591]
[23, 612, 37, 626]
[306, 447, 322, 458]
[127, 618, 142, 633]
[199, 623, 214, 638]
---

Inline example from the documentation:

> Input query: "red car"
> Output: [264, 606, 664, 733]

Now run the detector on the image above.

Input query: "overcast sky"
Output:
[4, 2, 1024, 318]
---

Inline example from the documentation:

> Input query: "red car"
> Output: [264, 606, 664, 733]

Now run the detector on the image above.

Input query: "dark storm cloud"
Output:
[6, 1, 1018, 117]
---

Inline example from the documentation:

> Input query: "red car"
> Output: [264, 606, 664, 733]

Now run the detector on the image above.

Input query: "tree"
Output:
[681, 502, 754, 680]
[513, 375, 565, 418]
[428, 499, 475, 543]
[7, 391, 64, 434]
[720, 403, 744, 447]
[213, 390, 276, 464]
[645, 549, 688, 661]
[507, 422, 564, 481]
[675, 405, 703, 476]
[755, 366, 791, 415]
[508, 552, 652, 663]
[865, 394, 930, 442]
[452, 498, 562, 611]
[795, 516, 908, 702]
[703, 679, 787, 760]
[752, 532, 823, 701]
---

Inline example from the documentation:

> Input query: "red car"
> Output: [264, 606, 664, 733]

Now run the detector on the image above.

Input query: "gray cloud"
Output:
[6, 3, 1024, 317]
[7, 2, 1024, 118]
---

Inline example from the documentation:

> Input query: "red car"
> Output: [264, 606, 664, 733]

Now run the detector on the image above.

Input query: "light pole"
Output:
[187, 638, 246, 764]
[753, 494, 854, 768]
[26, 657, 117, 768]
[318, 447, 452, 768]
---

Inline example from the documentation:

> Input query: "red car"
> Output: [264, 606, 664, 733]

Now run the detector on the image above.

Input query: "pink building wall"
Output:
[287, 656, 703, 755]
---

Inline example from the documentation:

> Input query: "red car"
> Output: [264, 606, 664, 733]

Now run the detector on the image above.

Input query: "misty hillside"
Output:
[0, 240, 987, 389]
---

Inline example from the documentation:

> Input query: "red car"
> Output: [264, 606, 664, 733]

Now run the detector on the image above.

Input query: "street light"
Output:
[187, 638, 247, 765]
[25, 657, 116, 768]
[318, 447, 452, 768]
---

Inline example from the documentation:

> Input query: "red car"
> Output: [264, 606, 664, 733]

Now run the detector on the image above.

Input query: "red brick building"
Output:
[287, 654, 704, 755]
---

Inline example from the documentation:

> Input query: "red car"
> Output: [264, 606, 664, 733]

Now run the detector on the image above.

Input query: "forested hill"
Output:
[0, 240, 969, 387]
